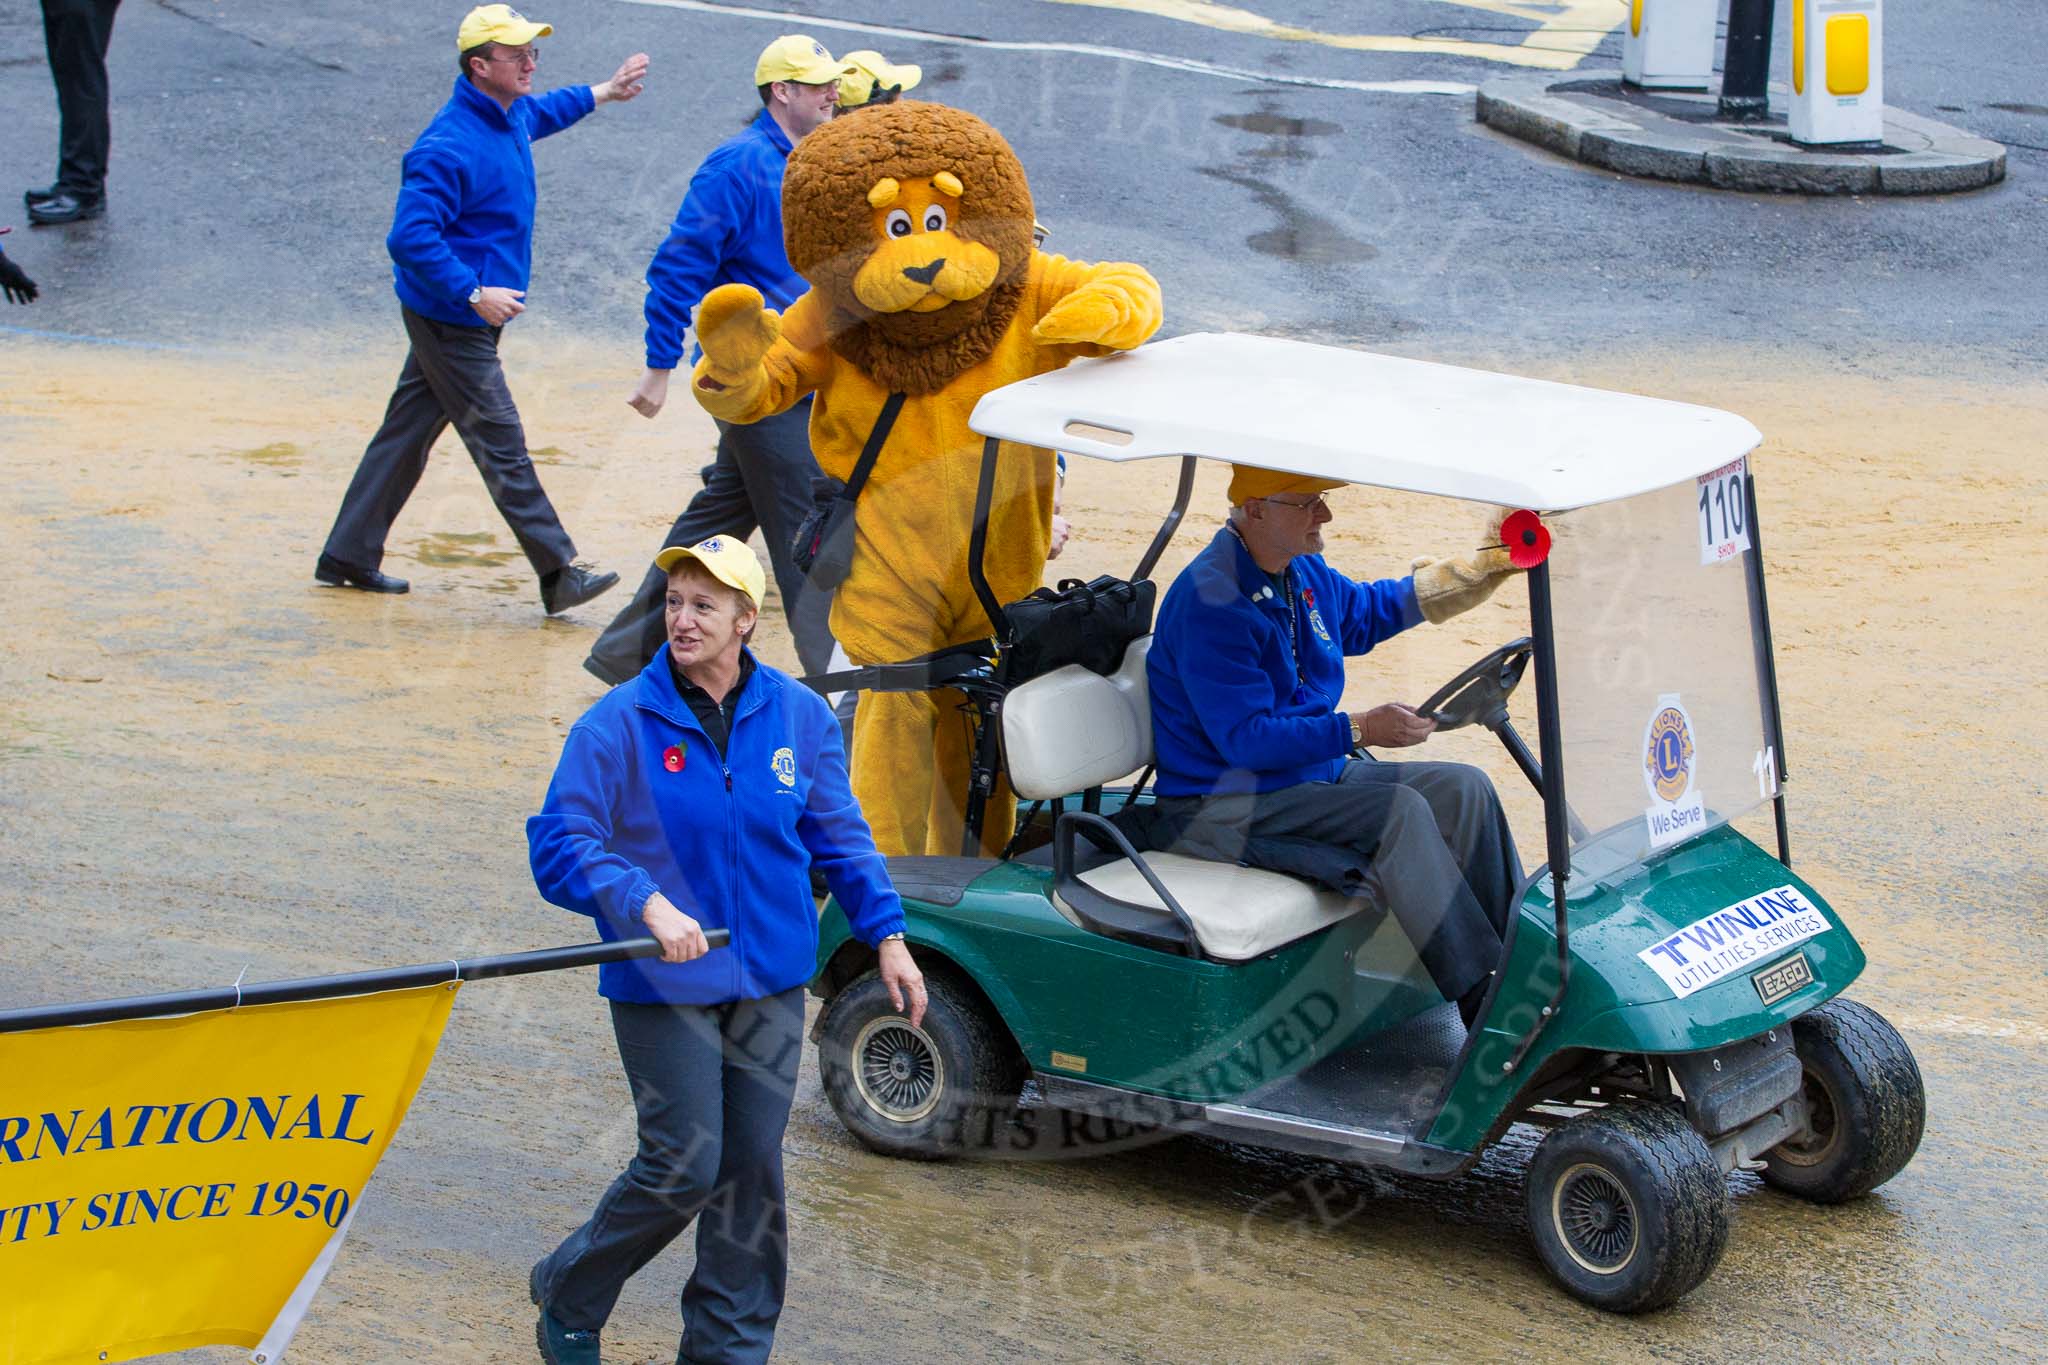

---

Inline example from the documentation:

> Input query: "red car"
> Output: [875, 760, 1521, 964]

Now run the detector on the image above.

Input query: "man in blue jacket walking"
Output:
[1144, 466, 1527, 1028]
[316, 5, 643, 615]
[584, 35, 852, 685]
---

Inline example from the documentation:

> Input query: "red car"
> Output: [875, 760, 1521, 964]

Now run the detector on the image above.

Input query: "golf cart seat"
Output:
[1003, 636, 1365, 961]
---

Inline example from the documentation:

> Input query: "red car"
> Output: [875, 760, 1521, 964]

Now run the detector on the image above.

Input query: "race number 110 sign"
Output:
[1697, 457, 1751, 565]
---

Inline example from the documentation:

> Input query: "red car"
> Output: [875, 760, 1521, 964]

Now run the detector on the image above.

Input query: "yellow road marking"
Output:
[1046, 0, 1626, 71]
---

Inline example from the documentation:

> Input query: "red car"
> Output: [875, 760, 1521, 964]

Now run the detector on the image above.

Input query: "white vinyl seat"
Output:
[1002, 636, 1368, 961]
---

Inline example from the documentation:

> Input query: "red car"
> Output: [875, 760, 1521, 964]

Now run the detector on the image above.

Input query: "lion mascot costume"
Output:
[691, 102, 1162, 858]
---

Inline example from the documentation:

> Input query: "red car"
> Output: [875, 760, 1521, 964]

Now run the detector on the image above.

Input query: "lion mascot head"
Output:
[782, 102, 1037, 396]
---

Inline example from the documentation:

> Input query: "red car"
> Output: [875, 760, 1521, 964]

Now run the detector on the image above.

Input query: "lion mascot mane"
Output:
[692, 102, 1162, 858]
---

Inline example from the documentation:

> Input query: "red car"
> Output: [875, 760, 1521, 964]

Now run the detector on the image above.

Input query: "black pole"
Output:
[1720, 0, 1776, 120]
[1133, 456, 1197, 582]
[1741, 471, 1793, 867]
[0, 933, 729, 1035]
[1504, 561, 1571, 1072]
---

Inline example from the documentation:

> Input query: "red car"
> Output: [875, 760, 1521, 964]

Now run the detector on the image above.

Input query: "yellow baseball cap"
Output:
[836, 50, 923, 107]
[755, 34, 849, 87]
[1228, 465, 1346, 506]
[457, 4, 552, 51]
[655, 536, 766, 607]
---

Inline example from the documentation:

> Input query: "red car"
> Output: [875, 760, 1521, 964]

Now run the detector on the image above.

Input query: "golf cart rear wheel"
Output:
[1526, 1101, 1728, 1313]
[818, 969, 1022, 1160]
[1762, 997, 1926, 1203]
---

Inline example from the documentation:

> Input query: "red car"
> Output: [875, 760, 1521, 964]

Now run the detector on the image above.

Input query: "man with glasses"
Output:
[1140, 465, 1527, 1029]
[315, 5, 644, 617]
[585, 35, 855, 686]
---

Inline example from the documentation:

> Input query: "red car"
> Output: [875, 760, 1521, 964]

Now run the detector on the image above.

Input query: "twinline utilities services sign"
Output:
[1636, 885, 1830, 1000]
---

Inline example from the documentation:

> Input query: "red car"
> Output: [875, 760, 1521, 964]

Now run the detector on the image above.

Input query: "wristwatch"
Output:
[468, 284, 484, 306]
[1348, 714, 1364, 748]
[879, 931, 906, 945]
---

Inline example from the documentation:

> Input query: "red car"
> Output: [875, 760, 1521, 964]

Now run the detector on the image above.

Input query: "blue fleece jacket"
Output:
[386, 76, 595, 326]
[1148, 527, 1423, 798]
[642, 110, 808, 370]
[528, 647, 906, 1005]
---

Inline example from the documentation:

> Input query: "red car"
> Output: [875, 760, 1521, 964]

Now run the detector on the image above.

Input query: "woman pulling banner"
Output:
[526, 536, 923, 1364]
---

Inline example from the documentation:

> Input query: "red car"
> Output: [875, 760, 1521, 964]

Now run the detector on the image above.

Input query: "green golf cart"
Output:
[806, 334, 1925, 1312]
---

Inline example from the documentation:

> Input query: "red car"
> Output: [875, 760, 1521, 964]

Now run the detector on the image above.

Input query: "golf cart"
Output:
[806, 334, 1925, 1312]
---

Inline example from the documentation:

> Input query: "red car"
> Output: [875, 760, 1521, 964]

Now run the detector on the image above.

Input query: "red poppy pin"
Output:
[1302, 586, 1316, 608]
[663, 744, 686, 773]
[1500, 509, 1552, 569]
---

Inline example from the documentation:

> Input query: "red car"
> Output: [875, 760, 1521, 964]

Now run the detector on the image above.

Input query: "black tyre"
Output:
[1525, 1101, 1729, 1313]
[1762, 997, 1925, 1203]
[816, 968, 1023, 1160]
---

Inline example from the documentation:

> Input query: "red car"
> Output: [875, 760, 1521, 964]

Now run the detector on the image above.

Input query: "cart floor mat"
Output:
[1245, 1002, 1466, 1138]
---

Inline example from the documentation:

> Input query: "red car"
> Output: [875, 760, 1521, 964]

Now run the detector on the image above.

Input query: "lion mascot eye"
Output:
[922, 204, 948, 233]
[885, 209, 914, 238]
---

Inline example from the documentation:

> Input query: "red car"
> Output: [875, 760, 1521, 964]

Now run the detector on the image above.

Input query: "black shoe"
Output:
[27, 192, 102, 225]
[531, 1262, 600, 1365]
[315, 553, 409, 594]
[541, 564, 619, 615]
[24, 185, 61, 208]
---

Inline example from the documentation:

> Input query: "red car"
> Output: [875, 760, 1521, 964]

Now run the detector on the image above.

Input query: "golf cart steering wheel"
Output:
[1417, 638, 1534, 733]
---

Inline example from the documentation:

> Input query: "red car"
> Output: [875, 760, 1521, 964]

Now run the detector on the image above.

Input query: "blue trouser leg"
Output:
[323, 306, 576, 578]
[535, 990, 803, 1365]
[1162, 759, 1521, 1002]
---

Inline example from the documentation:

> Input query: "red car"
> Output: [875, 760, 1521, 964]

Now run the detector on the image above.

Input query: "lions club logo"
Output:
[700, 537, 724, 552]
[771, 746, 797, 788]
[1642, 701, 1696, 803]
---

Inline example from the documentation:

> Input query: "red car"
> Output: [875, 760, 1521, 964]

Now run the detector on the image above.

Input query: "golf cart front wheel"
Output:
[1762, 997, 1926, 1203]
[1526, 1101, 1729, 1313]
[817, 968, 1021, 1161]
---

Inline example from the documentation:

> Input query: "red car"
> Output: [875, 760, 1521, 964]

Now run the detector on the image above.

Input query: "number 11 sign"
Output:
[1697, 457, 1751, 565]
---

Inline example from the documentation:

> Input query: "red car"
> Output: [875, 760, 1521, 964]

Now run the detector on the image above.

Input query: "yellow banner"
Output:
[0, 984, 458, 1365]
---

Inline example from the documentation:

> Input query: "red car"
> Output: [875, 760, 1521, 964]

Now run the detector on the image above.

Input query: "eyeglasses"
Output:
[1262, 493, 1329, 514]
[485, 46, 539, 66]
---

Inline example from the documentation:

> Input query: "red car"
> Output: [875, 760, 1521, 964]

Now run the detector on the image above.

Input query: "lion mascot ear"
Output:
[690, 101, 1163, 859]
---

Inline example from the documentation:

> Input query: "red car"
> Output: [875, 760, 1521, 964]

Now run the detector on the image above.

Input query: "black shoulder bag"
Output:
[790, 392, 906, 590]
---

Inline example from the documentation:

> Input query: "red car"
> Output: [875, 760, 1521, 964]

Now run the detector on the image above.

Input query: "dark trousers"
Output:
[42, 0, 120, 198]
[1158, 758, 1523, 1003]
[322, 306, 576, 578]
[587, 401, 833, 682]
[535, 990, 804, 1365]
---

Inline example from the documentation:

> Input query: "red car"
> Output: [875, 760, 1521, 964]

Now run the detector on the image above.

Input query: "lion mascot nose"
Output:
[901, 258, 945, 286]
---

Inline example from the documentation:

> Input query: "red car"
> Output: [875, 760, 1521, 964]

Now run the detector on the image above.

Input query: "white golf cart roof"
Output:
[969, 333, 1761, 511]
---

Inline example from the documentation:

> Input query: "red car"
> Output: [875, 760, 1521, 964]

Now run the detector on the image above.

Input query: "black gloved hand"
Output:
[0, 253, 37, 305]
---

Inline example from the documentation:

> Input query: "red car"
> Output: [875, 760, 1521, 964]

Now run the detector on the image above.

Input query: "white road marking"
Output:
[610, 0, 1479, 95]
[1046, 0, 1622, 70]
[1891, 1013, 2048, 1047]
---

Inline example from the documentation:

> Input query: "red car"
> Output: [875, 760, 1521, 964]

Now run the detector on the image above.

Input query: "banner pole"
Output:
[0, 932, 730, 1035]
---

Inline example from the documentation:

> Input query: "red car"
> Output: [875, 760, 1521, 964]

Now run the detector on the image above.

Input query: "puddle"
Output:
[1199, 168, 1378, 266]
[1214, 112, 1342, 138]
[225, 441, 303, 468]
[529, 444, 571, 465]
[411, 530, 522, 569]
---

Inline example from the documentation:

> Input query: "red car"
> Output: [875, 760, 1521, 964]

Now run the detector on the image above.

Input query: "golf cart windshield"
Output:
[1547, 467, 1777, 879]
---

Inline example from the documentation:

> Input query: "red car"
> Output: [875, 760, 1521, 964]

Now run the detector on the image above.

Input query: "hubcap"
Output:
[1553, 1162, 1640, 1275]
[1773, 1066, 1842, 1167]
[851, 1016, 944, 1124]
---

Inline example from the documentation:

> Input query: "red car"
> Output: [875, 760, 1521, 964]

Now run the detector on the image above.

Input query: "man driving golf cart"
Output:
[1132, 464, 1528, 1027]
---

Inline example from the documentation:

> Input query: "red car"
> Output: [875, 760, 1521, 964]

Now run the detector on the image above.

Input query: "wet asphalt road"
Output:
[1, 0, 2044, 367]
[3, 1, 2046, 1361]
